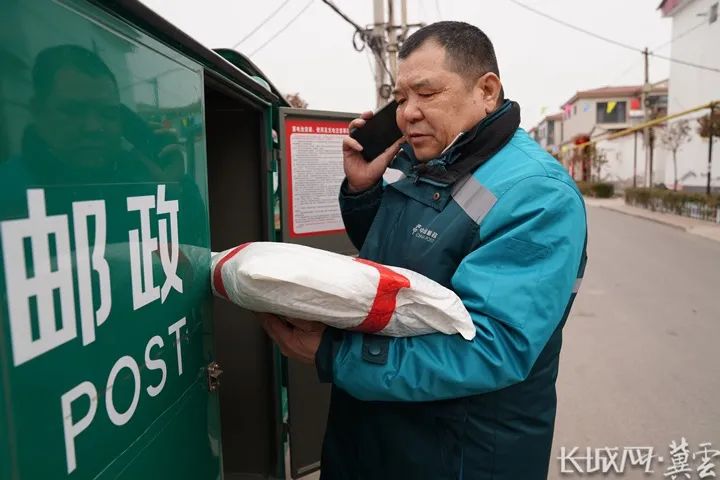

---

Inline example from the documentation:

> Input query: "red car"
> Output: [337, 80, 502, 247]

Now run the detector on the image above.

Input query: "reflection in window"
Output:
[596, 101, 627, 124]
[0, 1, 204, 187]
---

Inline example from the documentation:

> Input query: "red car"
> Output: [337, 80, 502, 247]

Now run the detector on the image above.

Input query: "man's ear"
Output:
[476, 73, 502, 113]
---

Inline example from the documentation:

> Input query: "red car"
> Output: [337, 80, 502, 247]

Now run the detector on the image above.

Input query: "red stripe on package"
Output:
[351, 258, 411, 333]
[213, 243, 251, 300]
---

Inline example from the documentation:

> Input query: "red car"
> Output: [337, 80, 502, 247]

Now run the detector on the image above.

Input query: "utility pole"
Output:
[386, 0, 413, 87]
[633, 130, 638, 188]
[321, 0, 422, 108]
[387, 0, 399, 81]
[374, 0, 422, 107]
[708, 103, 716, 196]
[373, 0, 387, 108]
[641, 47, 651, 188]
[400, 0, 409, 42]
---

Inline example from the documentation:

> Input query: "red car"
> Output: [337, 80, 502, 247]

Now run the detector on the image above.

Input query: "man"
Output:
[1, 45, 184, 192]
[261, 21, 587, 479]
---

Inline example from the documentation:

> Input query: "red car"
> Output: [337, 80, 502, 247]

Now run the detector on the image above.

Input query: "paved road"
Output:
[549, 206, 720, 479]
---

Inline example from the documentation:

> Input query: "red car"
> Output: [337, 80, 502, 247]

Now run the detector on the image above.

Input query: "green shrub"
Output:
[590, 183, 614, 198]
[575, 181, 592, 196]
[576, 181, 614, 198]
[625, 188, 720, 220]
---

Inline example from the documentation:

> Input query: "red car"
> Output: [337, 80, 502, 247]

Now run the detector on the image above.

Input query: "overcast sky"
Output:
[138, 0, 674, 129]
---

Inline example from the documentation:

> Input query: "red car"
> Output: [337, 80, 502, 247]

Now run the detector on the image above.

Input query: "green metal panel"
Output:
[0, 1, 221, 478]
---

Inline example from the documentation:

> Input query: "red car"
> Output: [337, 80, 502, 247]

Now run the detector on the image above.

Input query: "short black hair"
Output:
[399, 21, 503, 97]
[32, 45, 117, 103]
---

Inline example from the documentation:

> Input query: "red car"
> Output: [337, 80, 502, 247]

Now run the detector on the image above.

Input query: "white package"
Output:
[210, 242, 475, 340]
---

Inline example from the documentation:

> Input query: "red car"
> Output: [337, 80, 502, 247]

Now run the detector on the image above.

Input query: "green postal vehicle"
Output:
[0, 1, 354, 478]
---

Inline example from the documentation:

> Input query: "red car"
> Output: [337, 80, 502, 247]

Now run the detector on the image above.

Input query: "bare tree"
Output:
[660, 119, 692, 191]
[582, 143, 608, 182]
[697, 105, 720, 139]
[284, 92, 309, 109]
[592, 148, 609, 182]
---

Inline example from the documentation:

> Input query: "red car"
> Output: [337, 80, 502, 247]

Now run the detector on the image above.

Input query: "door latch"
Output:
[207, 361, 223, 392]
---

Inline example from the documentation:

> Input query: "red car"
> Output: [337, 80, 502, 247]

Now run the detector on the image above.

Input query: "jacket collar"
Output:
[390, 100, 521, 187]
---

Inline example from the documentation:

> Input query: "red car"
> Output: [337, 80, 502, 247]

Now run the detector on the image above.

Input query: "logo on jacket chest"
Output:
[411, 224, 439, 243]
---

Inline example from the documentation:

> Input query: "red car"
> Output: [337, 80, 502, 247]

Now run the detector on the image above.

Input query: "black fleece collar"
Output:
[391, 100, 521, 186]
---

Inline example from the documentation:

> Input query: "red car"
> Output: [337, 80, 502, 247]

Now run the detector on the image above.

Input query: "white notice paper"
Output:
[290, 133, 346, 235]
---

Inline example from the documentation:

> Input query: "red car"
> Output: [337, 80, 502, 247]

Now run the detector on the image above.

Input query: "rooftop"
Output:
[658, 0, 692, 17]
[561, 81, 668, 107]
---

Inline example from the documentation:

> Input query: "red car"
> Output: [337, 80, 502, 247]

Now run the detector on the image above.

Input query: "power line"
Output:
[231, 0, 294, 49]
[655, 20, 706, 50]
[249, 0, 315, 56]
[364, 49, 377, 80]
[368, 44, 395, 85]
[506, 0, 638, 52]
[319, 0, 396, 84]
[320, 0, 365, 31]
[506, 0, 720, 74]
[650, 51, 720, 73]
[611, 21, 707, 83]
[651, 20, 720, 72]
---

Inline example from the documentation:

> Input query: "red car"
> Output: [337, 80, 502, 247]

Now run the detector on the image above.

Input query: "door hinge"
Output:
[207, 361, 223, 392]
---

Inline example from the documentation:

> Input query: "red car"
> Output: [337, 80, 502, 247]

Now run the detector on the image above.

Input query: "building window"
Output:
[710, 2, 718, 23]
[596, 101, 627, 124]
[573, 105, 577, 115]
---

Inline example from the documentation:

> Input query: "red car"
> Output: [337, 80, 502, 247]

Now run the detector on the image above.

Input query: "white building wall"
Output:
[563, 100, 596, 141]
[563, 97, 637, 142]
[597, 134, 670, 187]
[665, 0, 720, 191]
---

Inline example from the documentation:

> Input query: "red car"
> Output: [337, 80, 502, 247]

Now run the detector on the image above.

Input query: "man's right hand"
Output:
[343, 111, 405, 193]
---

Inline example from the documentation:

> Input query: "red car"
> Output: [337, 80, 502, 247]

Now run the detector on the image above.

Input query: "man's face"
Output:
[34, 67, 122, 168]
[393, 41, 494, 162]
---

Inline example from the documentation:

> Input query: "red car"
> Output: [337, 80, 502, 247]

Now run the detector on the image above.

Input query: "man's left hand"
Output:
[258, 313, 326, 365]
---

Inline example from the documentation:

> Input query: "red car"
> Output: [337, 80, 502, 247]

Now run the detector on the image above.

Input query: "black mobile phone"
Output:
[350, 100, 403, 161]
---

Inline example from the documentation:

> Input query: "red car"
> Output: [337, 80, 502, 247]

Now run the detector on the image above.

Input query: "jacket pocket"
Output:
[485, 236, 549, 328]
[504, 237, 549, 260]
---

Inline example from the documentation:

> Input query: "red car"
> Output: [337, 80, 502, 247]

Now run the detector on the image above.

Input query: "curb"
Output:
[593, 205, 686, 231]
[587, 201, 720, 244]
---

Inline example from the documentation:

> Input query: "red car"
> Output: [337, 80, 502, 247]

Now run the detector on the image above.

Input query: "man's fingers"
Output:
[348, 110, 373, 130]
[260, 317, 279, 342]
[268, 315, 294, 338]
[348, 118, 366, 130]
[387, 135, 406, 152]
[256, 312, 280, 327]
[266, 317, 308, 359]
[258, 313, 287, 340]
[255, 312, 279, 320]
[343, 136, 364, 153]
[373, 136, 405, 167]
[261, 321, 279, 345]
[285, 317, 323, 332]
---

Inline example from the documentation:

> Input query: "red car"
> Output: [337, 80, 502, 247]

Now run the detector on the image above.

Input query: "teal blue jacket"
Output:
[316, 101, 587, 480]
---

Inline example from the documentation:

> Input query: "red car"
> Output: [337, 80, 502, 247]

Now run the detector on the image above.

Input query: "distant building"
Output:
[560, 84, 668, 144]
[528, 126, 538, 143]
[530, 83, 668, 185]
[534, 112, 564, 157]
[561, 84, 668, 185]
[658, 0, 720, 192]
